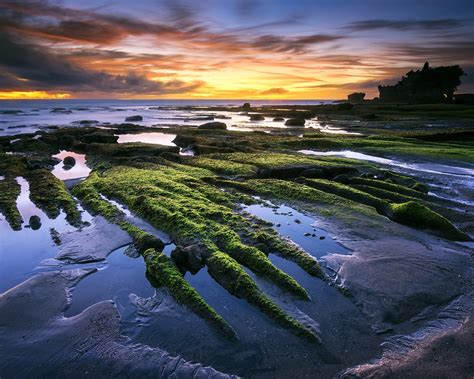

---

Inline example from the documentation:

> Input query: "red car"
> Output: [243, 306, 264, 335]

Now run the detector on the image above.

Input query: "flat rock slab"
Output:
[324, 236, 471, 331]
[0, 269, 238, 378]
[57, 216, 132, 263]
[338, 292, 474, 378]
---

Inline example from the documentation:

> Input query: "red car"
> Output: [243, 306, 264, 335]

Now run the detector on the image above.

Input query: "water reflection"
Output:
[116, 132, 177, 146]
[51, 151, 91, 180]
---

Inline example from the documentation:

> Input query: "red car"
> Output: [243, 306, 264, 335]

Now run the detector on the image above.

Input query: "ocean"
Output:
[0, 99, 334, 136]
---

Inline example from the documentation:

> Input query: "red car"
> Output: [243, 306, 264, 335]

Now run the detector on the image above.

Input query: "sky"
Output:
[0, 0, 473, 99]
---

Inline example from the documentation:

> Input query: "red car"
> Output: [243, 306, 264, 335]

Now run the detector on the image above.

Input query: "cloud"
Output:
[259, 87, 289, 95]
[0, 32, 201, 95]
[346, 19, 466, 32]
[251, 34, 344, 53]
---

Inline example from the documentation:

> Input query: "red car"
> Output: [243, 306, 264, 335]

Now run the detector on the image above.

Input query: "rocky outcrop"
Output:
[378, 62, 465, 103]
[197, 122, 227, 130]
[347, 92, 365, 104]
[249, 114, 265, 121]
[125, 115, 143, 122]
[285, 118, 305, 127]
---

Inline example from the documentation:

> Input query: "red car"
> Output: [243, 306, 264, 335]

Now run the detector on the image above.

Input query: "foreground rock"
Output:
[338, 292, 474, 378]
[56, 216, 131, 263]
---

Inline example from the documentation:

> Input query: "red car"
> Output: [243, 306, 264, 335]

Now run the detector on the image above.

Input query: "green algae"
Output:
[303, 179, 470, 241]
[387, 201, 471, 241]
[206, 251, 318, 342]
[349, 177, 427, 199]
[72, 163, 329, 340]
[0, 177, 22, 230]
[143, 249, 237, 339]
[24, 169, 82, 227]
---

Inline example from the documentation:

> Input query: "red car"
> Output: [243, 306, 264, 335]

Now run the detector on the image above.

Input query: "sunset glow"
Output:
[0, 0, 472, 99]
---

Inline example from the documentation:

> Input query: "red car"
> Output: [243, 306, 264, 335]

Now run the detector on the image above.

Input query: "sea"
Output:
[0, 99, 334, 136]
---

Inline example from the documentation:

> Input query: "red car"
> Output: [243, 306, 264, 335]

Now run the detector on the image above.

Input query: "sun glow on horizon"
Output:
[0, 91, 72, 100]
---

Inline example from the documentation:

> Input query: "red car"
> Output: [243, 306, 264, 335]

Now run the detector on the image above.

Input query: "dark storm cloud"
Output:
[0, 32, 201, 94]
[0, 0, 344, 53]
[346, 19, 467, 32]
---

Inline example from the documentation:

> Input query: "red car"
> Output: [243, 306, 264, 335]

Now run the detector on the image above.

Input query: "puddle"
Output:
[51, 151, 91, 180]
[104, 196, 171, 244]
[65, 245, 154, 317]
[116, 132, 177, 146]
[0, 177, 83, 292]
[299, 150, 474, 178]
[243, 200, 348, 259]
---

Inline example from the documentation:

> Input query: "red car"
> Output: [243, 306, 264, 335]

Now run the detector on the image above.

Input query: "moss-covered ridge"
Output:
[73, 164, 322, 342]
[0, 153, 82, 229]
[144, 249, 237, 339]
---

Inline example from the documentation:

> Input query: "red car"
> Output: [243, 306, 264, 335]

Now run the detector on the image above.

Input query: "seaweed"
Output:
[143, 249, 237, 339]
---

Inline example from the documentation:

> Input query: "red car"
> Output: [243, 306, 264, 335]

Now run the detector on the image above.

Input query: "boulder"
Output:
[273, 117, 284, 122]
[29, 215, 41, 230]
[62, 156, 76, 170]
[249, 114, 265, 121]
[125, 115, 143, 122]
[171, 243, 210, 274]
[197, 122, 227, 130]
[241, 102, 251, 110]
[285, 118, 305, 127]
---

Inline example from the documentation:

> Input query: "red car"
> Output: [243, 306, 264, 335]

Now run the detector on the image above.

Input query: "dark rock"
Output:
[27, 156, 61, 170]
[336, 103, 353, 110]
[285, 118, 305, 127]
[82, 133, 118, 144]
[378, 62, 465, 103]
[51, 108, 72, 114]
[258, 165, 308, 179]
[135, 234, 164, 254]
[171, 243, 210, 274]
[319, 236, 325, 240]
[197, 122, 227, 130]
[29, 215, 41, 230]
[304, 232, 311, 237]
[273, 117, 284, 122]
[62, 156, 76, 169]
[361, 113, 377, 120]
[78, 120, 99, 125]
[125, 115, 143, 122]
[300, 168, 326, 178]
[1, 109, 23, 114]
[172, 135, 196, 148]
[295, 219, 301, 224]
[242, 102, 251, 109]
[348, 92, 365, 104]
[249, 114, 265, 121]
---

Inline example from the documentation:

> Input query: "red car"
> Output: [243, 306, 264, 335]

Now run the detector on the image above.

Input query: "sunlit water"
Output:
[0, 99, 354, 137]
[51, 150, 91, 180]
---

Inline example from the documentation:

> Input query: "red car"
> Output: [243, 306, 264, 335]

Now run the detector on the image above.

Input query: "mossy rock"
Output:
[143, 249, 237, 339]
[387, 201, 471, 241]
[197, 122, 227, 130]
